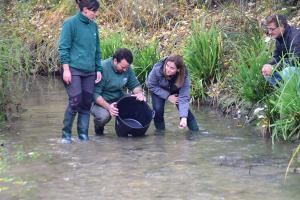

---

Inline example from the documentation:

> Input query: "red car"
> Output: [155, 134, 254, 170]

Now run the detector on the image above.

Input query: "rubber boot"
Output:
[187, 118, 199, 132]
[62, 111, 76, 143]
[94, 119, 104, 136]
[154, 121, 165, 135]
[77, 113, 90, 141]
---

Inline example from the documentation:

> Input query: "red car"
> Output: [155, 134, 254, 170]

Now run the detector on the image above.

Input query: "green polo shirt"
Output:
[94, 57, 140, 103]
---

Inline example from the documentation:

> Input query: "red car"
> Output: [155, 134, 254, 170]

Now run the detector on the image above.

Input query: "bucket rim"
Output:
[116, 115, 153, 129]
[116, 95, 136, 104]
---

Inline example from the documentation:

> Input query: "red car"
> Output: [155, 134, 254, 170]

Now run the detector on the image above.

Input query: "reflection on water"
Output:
[0, 76, 299, 200]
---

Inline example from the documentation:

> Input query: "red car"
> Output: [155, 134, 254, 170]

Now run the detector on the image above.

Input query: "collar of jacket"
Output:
[77, 11, 91, 24]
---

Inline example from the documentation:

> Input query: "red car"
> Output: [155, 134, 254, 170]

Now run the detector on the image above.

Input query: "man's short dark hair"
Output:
[76, 0, 100, 12]
[266, 14, 288, 28]
[113, 48, 133, 64]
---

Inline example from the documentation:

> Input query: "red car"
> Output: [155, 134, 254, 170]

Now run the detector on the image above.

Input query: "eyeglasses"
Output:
[267, 27, 278, 32]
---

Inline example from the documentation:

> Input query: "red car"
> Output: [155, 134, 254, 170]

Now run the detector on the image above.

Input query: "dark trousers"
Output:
[151, 93, 198, 131]
[63, 69, 95, 115]
[62, 68, 95, 139]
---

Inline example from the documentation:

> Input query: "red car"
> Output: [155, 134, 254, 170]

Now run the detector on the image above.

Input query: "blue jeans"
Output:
[264, 67, 297, 86]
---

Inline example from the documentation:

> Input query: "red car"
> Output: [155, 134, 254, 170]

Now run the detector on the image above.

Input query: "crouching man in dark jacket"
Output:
[262, 14, 300, 86]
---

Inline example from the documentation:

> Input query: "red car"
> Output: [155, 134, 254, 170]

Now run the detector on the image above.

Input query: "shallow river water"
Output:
[0, 77, 299, 200]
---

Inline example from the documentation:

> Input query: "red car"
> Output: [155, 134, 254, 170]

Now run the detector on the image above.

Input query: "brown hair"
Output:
[164, 55, 186, 88]
[266, 14, 288, 28]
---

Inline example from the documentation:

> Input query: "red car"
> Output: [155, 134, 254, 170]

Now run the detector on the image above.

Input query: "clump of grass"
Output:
[183, 20, 222, 82]
[270, 67, 300, 142]
[0, 33, 33, 74]
[183, 18, 222, 101]
[231, 36, 272, 103]
[132, 41, 159, 87]
[0, 32, 32, 122]
[190, 76, 206, 102]
[33, 40, 60, 74]
[101, 31, 124, 60]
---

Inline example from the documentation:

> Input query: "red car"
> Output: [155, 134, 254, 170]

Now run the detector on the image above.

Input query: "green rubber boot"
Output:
[94, 119, 104, 136]
[187, 118, 199, 132]
[77, 113, 90, 141]
[62, 111, 76, 143]
[154, 121, 165, 135]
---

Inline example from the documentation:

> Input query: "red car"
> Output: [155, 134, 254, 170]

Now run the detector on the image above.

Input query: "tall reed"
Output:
[231, 36, 271, 103]
[285, 144, 300, 182]
[132, 41, 159, 87]
[183, 19, 222, 101]
[100, 32, 124, 60]
[270, 66, 300, 142]
[0, 33, 32, 122]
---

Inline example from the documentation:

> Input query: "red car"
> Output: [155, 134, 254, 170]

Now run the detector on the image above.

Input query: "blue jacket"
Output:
[147, 57, 191, 118]
[268, 25, 300, 69]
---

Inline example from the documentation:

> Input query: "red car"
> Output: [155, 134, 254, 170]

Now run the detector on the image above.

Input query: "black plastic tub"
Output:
[115, 96, 154, 137]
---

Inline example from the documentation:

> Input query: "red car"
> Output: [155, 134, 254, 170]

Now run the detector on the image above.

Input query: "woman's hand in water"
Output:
[167, 94, 178, 104]
[179, 117, 187, 129]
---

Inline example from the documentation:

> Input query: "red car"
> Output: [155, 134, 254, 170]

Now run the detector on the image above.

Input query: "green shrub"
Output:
[231, 36, 271, 103]
[101, 32, 124, 60]
[183, 20, 222, 82]
[189, 75, 206, 102]
[183, 19, 222, 101]
[270, 68, 300, 142]
[0, 33, 31, 122]
[132, 41, 159, 87]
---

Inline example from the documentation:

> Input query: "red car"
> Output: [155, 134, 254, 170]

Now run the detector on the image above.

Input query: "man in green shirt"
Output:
[91, 48, 146, 135]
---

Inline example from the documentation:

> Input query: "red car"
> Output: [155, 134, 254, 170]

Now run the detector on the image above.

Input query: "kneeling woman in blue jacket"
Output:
[147, 55, 199, 132]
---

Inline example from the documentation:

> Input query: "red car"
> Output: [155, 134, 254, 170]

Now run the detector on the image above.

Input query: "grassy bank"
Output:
[0, 1, 35, 123]
[1, 0, 300, 145]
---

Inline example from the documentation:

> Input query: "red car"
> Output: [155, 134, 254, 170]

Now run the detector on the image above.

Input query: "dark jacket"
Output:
[268, 25, 300, 69]
[146, 57, 190, 118]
